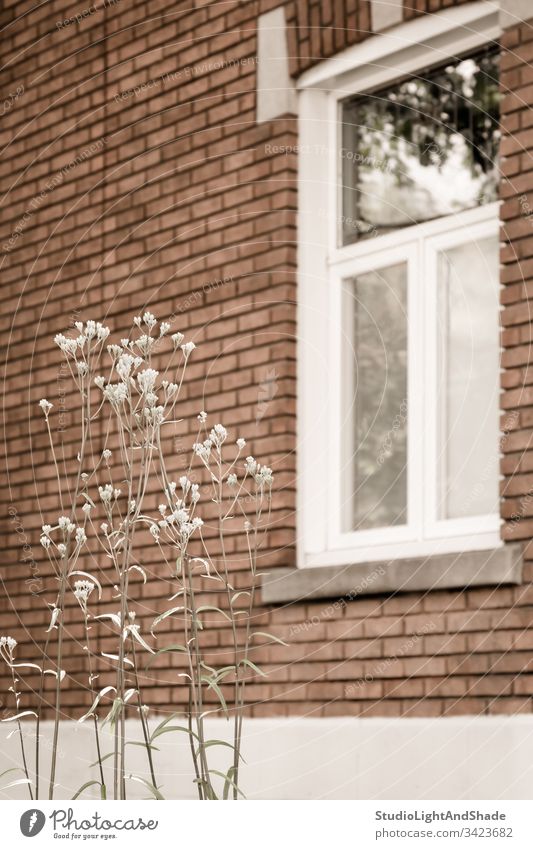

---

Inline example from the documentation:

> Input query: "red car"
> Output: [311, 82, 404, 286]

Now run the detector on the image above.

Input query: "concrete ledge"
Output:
[261, 544, 523, 604]
[499, 0, 533, 29]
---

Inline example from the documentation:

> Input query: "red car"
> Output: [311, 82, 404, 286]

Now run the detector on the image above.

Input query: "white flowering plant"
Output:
[1, 314, 279, 801]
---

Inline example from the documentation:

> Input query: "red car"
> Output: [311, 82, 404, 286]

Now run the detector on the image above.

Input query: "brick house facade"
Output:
[2, 0, 533, 785]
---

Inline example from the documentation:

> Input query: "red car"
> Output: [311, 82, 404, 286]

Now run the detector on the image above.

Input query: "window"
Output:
[298, 3, 502, 568]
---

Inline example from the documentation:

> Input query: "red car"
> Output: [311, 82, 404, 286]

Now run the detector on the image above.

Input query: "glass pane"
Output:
[341, 49, 500, 245]
[437, 236, 500, 519]
[342, 262, 408, 532]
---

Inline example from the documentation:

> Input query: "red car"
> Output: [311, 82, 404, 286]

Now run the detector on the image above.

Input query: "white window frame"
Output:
[297, 1, 502, 569]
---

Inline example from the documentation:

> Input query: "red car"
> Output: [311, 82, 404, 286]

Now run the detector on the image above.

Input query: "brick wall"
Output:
[1, 0, 533, 722]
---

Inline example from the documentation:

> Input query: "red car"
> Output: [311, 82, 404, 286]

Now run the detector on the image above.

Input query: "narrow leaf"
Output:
[201, 676, 229, 717]
[1, 711, 38, 722]
[78, 686, 116, 723]
[250, 631, 289, 647]
[196, 605, 231, 621]
[72, 780, 102, 800]
[239, 658, 267, 677]
[127, 775, 164, 800]
[1, 778, 33, 791]
[151, 607, 186, 631]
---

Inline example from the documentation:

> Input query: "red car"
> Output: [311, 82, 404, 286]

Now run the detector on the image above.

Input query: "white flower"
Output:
[191, 484, 200, 503]
[0, 636, 17, 653]
[244, 520, 252, 533]
[255, 465, 274, 486]
[227, 473, 237, 487]
[159, 322, 171, 336]
[113, 489, 121, 500]
[245, 456, 257, 475]
[75, 527, 87, 546]
[107, 344, 122, 360]
[116, 354, 135, 381]
[103, 383, 128, 405]
[133, 316, 142, 327]
[171, 332, 184, 347]
[181, 341, 196, 357]
[158, 504, 167, 515]
[236, 438, 246, 450]
[54, 334, 78, 355]
[99, 484, 113, 503]
[39, 399, 53, 415]
[42, 524, 52, 535]
[40, 535, 51, 549]
[143, 312, 157, 329]
[96, 323, 110, 341]
[121, 338, 130, 348]
[129, 499, 136, 513]
[100, 523, 109, 534]
[82, 503, 92, 516]
[198, 410, 207, 423]
[94, 376, 105, 389]
[135, 334, 155, 356]
[74, 580, 94, 604]
[57, 543, 67, 556]
[76, 362, 89, 377]
[191, 517, 203, 530]
[149, 524, 160, 539]
[103, 449, 112, 460]
[210, 424, 227, 445]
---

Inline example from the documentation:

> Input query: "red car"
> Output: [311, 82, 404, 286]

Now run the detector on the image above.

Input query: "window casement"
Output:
[297, 2, 502, 569]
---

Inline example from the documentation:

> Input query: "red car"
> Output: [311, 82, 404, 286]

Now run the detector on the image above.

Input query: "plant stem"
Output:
[130, 638, 157, 790]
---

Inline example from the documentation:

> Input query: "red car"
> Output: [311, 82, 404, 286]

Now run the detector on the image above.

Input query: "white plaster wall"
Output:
[2, 716, 533, 800]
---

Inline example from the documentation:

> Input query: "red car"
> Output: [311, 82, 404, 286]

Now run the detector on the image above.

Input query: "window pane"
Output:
[342, 263, 408, 531]
[341, 50, 500, 245]
[437, 236, 500, 519]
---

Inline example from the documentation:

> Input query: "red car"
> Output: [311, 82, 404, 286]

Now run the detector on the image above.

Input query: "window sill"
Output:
[260, 544, 523, 604]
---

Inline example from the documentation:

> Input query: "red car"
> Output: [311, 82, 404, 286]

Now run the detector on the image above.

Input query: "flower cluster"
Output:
[73, 580, 94, 608]
[40, 517, 87, 555]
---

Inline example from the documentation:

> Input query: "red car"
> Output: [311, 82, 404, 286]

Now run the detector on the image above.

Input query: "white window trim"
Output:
[297, 2, 502, 569]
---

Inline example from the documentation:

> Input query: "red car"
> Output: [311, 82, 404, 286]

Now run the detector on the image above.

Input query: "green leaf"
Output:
[90, 742, 159, 768]
[201, 676, 229, 717]
[148, 711, 181, 742]
[210, 767, 246, 800]
[250, 631, 289, 647]
[1, 777, 33, 791]
[195, 605, 231, 621]
[151, 724, 200, 743]
[102, 697, 123, 728]
[1, 710, 38, 722]
[146, 644, 189, 669]
[72, 780, 102, 800]
[151, 607, 187, 631]
[239, 658, 267, 677]
[196, 740, 235, 755]
[194, 778, 218, 800]
[78, 686, 116, 723]
[0, 767, 24, 779]
[127, 774, 164, 800]
[231, 591, 250, 604]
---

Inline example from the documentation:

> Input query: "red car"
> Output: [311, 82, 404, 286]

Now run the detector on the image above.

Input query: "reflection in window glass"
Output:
[437, 237, 500, 520]
[341, 50, 500, 245]
[342, 263, 408, 531]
